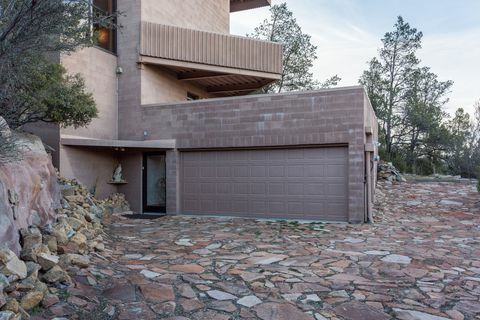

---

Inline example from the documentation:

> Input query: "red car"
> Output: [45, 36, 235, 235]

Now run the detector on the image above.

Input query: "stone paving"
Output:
[41, 181, 480, 320]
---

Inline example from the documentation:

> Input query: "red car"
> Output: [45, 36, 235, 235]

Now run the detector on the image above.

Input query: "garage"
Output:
[180, 146, 349, 221]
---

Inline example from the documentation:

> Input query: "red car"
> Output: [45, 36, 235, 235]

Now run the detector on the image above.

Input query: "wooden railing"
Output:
[140, 22, 282, 75]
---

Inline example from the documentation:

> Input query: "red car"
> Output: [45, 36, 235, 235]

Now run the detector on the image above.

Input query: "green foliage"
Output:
[359, 17, 480, 178]
[0, 0, 117, 129]
[249, 2, 340, 93]
[360, 16, 424, 159]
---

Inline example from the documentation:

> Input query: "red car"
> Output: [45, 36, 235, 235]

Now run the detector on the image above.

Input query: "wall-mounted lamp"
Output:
[116, 66, 123, 75]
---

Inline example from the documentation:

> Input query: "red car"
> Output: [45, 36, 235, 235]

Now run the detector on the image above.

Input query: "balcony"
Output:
[139, 22, 282, 97]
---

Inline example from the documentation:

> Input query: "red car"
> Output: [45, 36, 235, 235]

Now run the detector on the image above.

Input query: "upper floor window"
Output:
[92, 0, 117, 53]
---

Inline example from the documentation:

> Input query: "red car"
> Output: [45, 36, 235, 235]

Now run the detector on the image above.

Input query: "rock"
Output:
[0, 248, 27, 279]
[20, 290, 44, 310]
[0, 291, 5, 308]
[42, 266, 70, 284]
[52, 225, 68, 245]
[393, 308, 449, 320]
[67, 217, 85, 231]
[140, 269, 161, 279]
[364, 250, 390, 256]
[139, 284, 175, 303]
[179, 298, 204, 312]
[70, 232, 87, 250]
[254, 302, 315, 320]
[439, 200, 462, 206]
[150, 301, 175, 316]
[19, 227, 43, 261]
[43, 235, 58, 253]
[2, 299, 19, 313]
[42, 294, 60, 308]
[245, 252, 287, 265]
[170, 264, 204, 274]
[237, 295, 262, 307]
[0, 311, 16, 320]
[209, 300, 237, 312]
[175, 239, 194, 246]
[37, 253, 59, 271]
[381, 254, 411, 264]
[207, 290, 238, 301]
[177, 284, 196, 298]
[25, 261, 41, 278]
[0, 273, 9, 288]
[333, 301, 391, 320]
[59, 254, 89, 268]
[102, 283, 137, 303]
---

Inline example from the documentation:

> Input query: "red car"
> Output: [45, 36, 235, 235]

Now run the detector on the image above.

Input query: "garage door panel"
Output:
[181, 147, 348, 221]
[305, 165, 325, 177]
[250, 166, 267, 177]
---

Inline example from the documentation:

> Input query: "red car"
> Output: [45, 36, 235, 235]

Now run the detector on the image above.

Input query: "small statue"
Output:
[112, 164, 125, 183]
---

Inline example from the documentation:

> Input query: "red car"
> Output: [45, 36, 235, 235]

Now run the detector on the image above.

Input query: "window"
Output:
[92, 0, 117, 53]
[187, 92, 200, 101]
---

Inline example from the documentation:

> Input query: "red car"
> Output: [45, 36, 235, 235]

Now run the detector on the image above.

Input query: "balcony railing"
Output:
[140, 22, 282, 76]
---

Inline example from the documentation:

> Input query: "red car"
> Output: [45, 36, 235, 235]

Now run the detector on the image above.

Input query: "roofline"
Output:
[230, 0, 271, 13]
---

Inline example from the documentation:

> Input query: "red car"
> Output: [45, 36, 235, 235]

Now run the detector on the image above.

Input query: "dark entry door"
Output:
[143, 152, 167, 213]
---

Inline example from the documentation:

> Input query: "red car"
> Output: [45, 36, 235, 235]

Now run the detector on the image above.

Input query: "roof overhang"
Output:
[230, 0, 271, 12]
[61, 136, 176, 150]
[140, 56, 280, 97]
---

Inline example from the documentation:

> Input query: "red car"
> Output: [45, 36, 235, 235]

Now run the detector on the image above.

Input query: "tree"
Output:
[249, 2, 340, 93]
[445, 108, 473, 176]
[399, 67, 452, 172]
[360, 16, 423, 159]
[0, 0, 116, 129]
[2, 62, 97, 129]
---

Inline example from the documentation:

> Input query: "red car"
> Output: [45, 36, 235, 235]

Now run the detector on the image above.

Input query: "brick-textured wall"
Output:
[129, 86, 374, 222]
[166, 150, 178, 214]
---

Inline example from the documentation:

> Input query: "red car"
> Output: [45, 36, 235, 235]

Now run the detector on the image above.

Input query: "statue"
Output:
[112, 164, 125, 183]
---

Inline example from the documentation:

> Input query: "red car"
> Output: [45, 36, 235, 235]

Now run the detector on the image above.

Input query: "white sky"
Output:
[230, 0, 480, 117]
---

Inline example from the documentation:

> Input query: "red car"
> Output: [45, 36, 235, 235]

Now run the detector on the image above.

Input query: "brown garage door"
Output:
[181, 147, 348, 221]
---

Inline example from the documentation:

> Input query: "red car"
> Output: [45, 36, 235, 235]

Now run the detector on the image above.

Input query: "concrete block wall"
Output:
[130, 86, 375, 222]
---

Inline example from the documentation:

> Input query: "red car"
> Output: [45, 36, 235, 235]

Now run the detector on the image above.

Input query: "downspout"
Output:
[365, 152, 373, 223]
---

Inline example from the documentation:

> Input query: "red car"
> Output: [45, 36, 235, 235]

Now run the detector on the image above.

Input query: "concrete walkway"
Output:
[43, 181, 480, 319]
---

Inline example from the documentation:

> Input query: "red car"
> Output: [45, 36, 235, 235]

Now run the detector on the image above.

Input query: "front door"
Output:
[143, 152, 167, 213]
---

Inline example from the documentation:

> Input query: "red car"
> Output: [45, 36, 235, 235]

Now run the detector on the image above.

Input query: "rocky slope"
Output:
[0, 177, 130, 319]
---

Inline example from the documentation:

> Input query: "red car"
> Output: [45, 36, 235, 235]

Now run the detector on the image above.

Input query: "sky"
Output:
[230, 0, 480, 116]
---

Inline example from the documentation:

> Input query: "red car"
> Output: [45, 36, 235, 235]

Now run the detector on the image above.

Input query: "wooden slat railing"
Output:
[140, 22, 282, 75]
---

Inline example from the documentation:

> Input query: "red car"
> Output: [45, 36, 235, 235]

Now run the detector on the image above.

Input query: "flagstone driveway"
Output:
[61, 180, 480, 320]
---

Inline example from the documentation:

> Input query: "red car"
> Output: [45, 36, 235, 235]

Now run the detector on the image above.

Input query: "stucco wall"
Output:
[141, 65, 211, 105]
[59, 146, 118, 199]
[60, 47, 118, 140]
[125, 86, 375, 222]
[141, 0, 230, 34]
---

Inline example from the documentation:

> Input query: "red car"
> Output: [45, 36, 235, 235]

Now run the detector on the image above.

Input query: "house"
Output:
[27, 0, 378, 223]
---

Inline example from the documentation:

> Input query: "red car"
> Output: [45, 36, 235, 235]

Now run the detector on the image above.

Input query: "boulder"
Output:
[42, 266, 70, 284]
[37, 253, 59, 271]
[59, 254, 89, 269]
[0, 248, 27, 279]
[0, 129, 59, 255]
[20, 291, 44, 310]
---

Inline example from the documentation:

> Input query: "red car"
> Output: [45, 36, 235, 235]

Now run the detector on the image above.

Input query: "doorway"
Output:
[143, 152, 166, 213]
